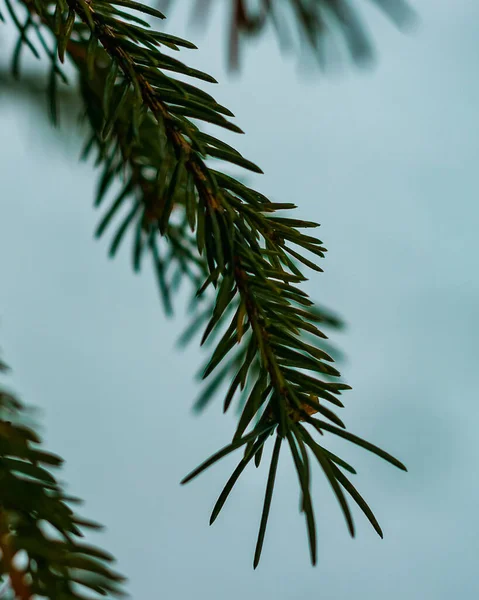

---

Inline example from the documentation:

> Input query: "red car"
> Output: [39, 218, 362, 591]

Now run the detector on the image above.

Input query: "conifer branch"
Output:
[2, 0, 407, 570]
[164, 0, 415, 71]
[0, 362, 126, 599]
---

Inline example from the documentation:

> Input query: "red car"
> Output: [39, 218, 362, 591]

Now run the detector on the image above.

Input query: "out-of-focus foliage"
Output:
[0, 0, 407, 584]
[0, 357, 126, 599]
[159, 0, 415, 71]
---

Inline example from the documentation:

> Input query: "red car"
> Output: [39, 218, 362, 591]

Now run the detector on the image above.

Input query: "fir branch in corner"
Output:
[0, 359, 126, 599]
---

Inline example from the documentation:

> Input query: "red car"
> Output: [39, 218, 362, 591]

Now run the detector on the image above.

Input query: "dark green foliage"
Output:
[0, 364, 125, 599]
[0, 0, 408, 589]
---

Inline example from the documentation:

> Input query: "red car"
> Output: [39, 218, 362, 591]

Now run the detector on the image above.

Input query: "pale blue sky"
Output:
[1, 1, 478, 598]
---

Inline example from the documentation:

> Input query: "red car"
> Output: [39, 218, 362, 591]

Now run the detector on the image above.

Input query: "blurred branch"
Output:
[0, 357, 126, 599]
[160, 0, 415, 71]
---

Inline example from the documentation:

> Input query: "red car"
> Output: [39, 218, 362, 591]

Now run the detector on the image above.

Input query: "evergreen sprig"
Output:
[0, 360, 125, 599]
[161, 0, 414, 71]
[2, 0, 407, 573]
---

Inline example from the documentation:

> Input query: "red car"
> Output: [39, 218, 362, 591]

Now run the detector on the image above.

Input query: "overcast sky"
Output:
[1, 0, 479, 598]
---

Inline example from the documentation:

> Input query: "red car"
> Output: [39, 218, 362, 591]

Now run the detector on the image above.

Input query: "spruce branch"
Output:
[162, 0, 415, 71]
[0, 361, 126, 599]
[2, 0, 407, 568]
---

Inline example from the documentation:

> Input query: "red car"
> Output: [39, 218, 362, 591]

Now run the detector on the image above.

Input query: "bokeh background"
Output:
[1, 0, 478, 597]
